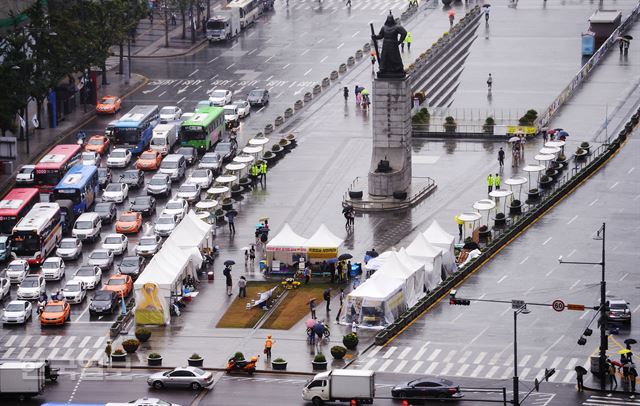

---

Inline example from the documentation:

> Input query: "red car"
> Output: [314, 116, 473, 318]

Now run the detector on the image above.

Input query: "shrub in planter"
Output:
[135, 327, 151, 343]
[271, 144, 283, 154]
[482, 117, 495, 134]
[148, 352, 162, 366]
[331, 346, 347, 360]
[343, 333, 359, 349]
[272, 357, 287, 370]
[188, 353, 204, 367]
[444, 116, 457, 133]
[518, 109, 538, 126]
[312, 353, 328, 370]
[122, 338, 140, 354]
[539, 175, 552, 189]
[111, 348, 126, 362]
[509, 199, 522, 215]
[478, 225, 488, 232]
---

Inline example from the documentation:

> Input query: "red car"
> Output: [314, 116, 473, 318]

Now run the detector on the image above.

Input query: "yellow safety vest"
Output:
[260, 163, 267, 174]
[487, 175, 494, 186]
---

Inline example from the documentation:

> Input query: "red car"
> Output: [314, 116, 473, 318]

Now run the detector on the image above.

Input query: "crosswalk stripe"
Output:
[425, 362, 439, 375]
[378, 359, 393, 372]
[566, 357, 580, 370]
[63, 336, 76, 348]
[93, 336, 106, 349]
[4, 347, 16, 358]
[397, 347, 412, 360]
[489, 352, 501, 365]
[519, 354, 531, 367]
[562, 370, 576, 383]
[30, 347, 45, 360]
[366, 346, 383, 359]
[34, 336, 47, 347]
[439, 363, 454, 375]
[382, 346, 397, 359]
[458, 351, 472, 364]
[62, 348, 75, 360]
[519, 367, 531, 380]
[550, 356, 563, 369]
[17, 347, 29, 359]
[535, 355, 548, 368]
[90, 349, 103, 362]
[486, 365, 500, 378]
[393, 360, 408, 373]
[469, 365, 484, 378]
[443, 350, 457, 363]
[79, 336, 91, 348]
[19, 336, 31, 347]
[361, 358, 378, 370]
[408, 361, 423, 374]
[455, 364, 469, 376]
[412, 343, 430, 361]
[503, 354, 514, 366]
[427, 349, 441, 362]
[49, 336, 62, 347]
[500, 367, 512, 379]
[5, 336, 17, 346]
[48, 348, 60, 359]
[77, 348, 89, 361]
[583, 397, 640, 405]
[473, 352, 487, 364]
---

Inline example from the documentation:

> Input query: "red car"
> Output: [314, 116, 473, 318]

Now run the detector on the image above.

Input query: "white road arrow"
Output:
[142, 86, 160, 95]
[177, 87, 189, 94]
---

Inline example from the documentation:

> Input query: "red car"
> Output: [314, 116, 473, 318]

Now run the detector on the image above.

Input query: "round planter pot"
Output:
[111, 354, 126, 363]
[509, 203, 522, 215]
[312, 361, 328, 371]
[349, 190, 363, 199]
[527, 191, 540, 202]
[135, 333, 151, 343]
[494, 216, 506, 227]
[271, 361, 287, 371]
[188, 358, 204, 367]
[545, 170, 559, 181]
[221, 202, 234, 211]
[279, 140, 292, 150]
[393, 191, 408, 200]
[575, 152, 587, 162]
[238, 178, 251, 187]
[539, 180, 552, 190]
[147, 357, 163, 367]
[478, 230, 491, 243]
[122, 344, 139, 354]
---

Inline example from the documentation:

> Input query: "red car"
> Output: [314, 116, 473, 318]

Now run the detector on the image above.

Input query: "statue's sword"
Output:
[369, 22, 381, 65]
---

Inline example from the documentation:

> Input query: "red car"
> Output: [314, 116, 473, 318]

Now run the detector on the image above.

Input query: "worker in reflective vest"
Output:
[260, 161, 267, 187]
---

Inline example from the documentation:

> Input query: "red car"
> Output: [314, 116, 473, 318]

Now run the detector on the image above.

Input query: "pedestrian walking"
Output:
[629, 363, 637, 397]
[336, 262, 343, 283]
[309, 298, 317, 319]
[343, 86, 349, 101]
[202, 17, 207, 34]
[226, 211, 236, 234]
[455, 215, 463, 240]
[171, 12, 177, 25]
[346, 0, 351, 6]
[498, 147, 505, 167]
[619, 38, 625, 53]
[264, 335, 273, 359]
[487, 173, 494, 193]
[484, 6, 490, 23]
[494, 173, 501, 190]
[335, 290, 345, 322]
[448, 9, 455, 27]
[238, 276, 247, 297]
[303, 265, 311, 284]
[542, 128, 548, 143]
[576, 368, 585, 392]
[487, 73, 493, 91]
[608, 361, 618, 391]
[149, 11, 154, 25]
[404, 31, 412, 51]
[323, 288, 332, 311]
[244, 249, 249, 266]
[351, 321, 358, 334]
[370, 50, 376, 72]
[105, 340, 112, 366]
[249, 245, 256, 265]
[223, 266, 232, 296]
[623, 40, 630, 55]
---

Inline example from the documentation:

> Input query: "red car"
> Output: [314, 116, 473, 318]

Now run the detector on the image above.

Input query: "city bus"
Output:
[228, 0, 260, 28]
[113, 105, 160, 154]
[11, 203, 63, 265]
[0, 188, 40, 235]
[34, 144, 83, 199]
[53, 165, 99, 215]
[180, 107, 225, 152]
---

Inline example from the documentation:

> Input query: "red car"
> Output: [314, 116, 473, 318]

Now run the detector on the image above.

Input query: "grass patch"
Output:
[261, 283, 332, 330]
[216, 282, 280, 328]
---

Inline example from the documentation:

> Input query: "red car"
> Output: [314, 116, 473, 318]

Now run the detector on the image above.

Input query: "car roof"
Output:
[9, 259, 28, 265]
[167, 198, 185, 204]
[105, 233, 124, 238]
[66, 279, 84, 285]
[77, 212, 100, 220]
[609, 299, 627, 304]
[95, 201, 114, 207]
[151, 173, 170, 179]
[91, 249, 110, 254]
[8, 300, 28, 305]
[112, 148, 128, 152]
[21, 164, 36, 169]
[43, 256, 62, 262]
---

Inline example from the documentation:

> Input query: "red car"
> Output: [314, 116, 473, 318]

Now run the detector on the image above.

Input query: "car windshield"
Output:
[21, 278, 40, 287]
[166, 202, 183, 210]
[111, 151, 126, 158]
[88, 138, 104, 145]
[157, 216, 174, 224]
[65, 284, 81, 292]
[179, 184, 197, 193]
[19, 167, 33, 174]
[140, 237, 157, 246]
[76, 268, 96, 276]
[5, 303, 24, 312]
[610, 303, 627, 309]
[94, 292, 112, 301]
[192, 170, 208, 178]
[105, 184, 121, 192]
[107, 278, 126, 286]
[249, 90, 264, 97]
[95, 204, 111, 213]
[90, 251, 109, 259]
[121, 257, 139, 267]
[162, 160, 178, 169]
[212, 90, 226, 98]
[123, 171, 138, 179]
[75, 221, 93, 230]
[202, 155, 219, 163]
[224, 108, 236, 116]
[101, 98, 115, 105]
[141, 152, 157, 160]
[177, 148, 193, 156]
[82, 153, 95, 160]
[191, 367, 206, 375]
[42, 261, 58, 269]
[104, 237, 122, 244]
[134, 197, 151, 205]
[235, 101, 248, 107]
[160, 107, 175, 115]
[60, 240, 77, 248]
[215, 143, 231, 153]
[119, 214, 137, 222]
[197, 101, 211, 108]
[8, 264, 24, 272]
[45, 305, 64, 312]
[150, 177, 167, 185]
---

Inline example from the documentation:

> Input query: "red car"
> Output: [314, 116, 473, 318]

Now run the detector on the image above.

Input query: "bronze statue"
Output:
[371, 13, 407, 77]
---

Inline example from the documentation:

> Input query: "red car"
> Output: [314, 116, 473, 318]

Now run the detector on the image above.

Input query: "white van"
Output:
[159, 154, 186, 182]
[72, 212, 102, 242]
[150, 122, 179, 156]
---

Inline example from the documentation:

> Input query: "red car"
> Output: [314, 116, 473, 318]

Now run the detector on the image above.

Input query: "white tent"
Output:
[166, 210, 213, 249]
[265, 223, 307, 271]
[345, 274, 406, 329]
[369, 250, 424, 307]
[364, 250, 393, 271]
[406, 233, 443, 291]
[303, 224, 343, 262]
[423, 220, 457, 278]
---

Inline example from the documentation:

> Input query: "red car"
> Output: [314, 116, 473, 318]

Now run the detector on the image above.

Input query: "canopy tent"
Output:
[302, 224, 344, 261]
[405, 234, 443, 291]
[423, 220, 457, 278]
[364, 251, 393, 271]
[165, 210, 213, 250]
[344, 274, 406, 329]
[265, 223, 307, 271]
[370, 251, 424, 308]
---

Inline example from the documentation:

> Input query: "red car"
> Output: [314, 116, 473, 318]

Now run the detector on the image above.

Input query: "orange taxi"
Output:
[115, 211, 143, 234]
[84, 135, 111, 155]
[136, 150, 163, 171]
[103, 274, 133, 298]
[96, 96, 122, 114]
[39, 300, 71, 326]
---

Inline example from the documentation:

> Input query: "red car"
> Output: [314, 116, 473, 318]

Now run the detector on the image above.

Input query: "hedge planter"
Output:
[110, 322, 122, 338]
[285, 134, 297, 145]
[262, 152, 276, 165]
[294, 100, 303, 111]
[363, 43, 371, 52]
[509, 200, 522, 215]
[221, 200, 234, 211]
[580, 142, 591, 155]
[122, 339, 140, 354]
[355, 49, 363, 59]
[545, 169, 559, 181]
[147, 354, 163, 367]
[271, 145, 284, 156]
[349, 190, 363, 199]
[393, 191, 408, 200]
[322, 78, 330, 88]
[494, 214, 506, 228]
[279, 139, 292, 150]
[330, 71, 339, 80]
[342, 333, 359, 350]
[188, 355, 204, 367]
[330, 346, 347, 360]
[539, 177, 553, 190]
[478, 227, 491, 243]
[264, 124, 274, 134]
[313, 85, 322, 95]
[274, 116, 284, 127]
[238, 177, 251, 187]
[135, 328, 151, 343]
[284, 107, 294, 118]
[312, 360, 328, 371]
[574, 149, 587, 161]
[111, 352, 126, 362]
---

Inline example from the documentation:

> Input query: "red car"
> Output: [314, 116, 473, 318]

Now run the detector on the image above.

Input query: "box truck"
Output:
[206, 7, 241, 41]
[0, 361, 46, 400]
[302, 369, 375, 405]
[150, 122, 179, 156]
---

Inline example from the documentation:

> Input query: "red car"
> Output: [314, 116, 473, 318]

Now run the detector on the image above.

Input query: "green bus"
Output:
[180, 106, 225, 151]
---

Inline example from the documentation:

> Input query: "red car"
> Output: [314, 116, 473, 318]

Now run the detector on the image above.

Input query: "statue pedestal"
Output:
[368, 76, 412, 196]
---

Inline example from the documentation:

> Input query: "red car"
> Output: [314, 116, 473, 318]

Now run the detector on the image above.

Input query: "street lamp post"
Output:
[513, 304, 530, 406]
[559, 222, 606, 391]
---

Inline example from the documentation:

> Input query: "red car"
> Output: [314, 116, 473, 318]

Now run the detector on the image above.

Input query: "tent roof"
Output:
[374, 251, 421, 279]
[348, 274, 404, 299]
[423, 220, 455, 246]
[397, 248, 428, 271]
[266, 223, 307, 248]
[364, 250, 393, 271]
[166, 211, 211, 248]
[406, 233, 443, 259]
[303, 224, 343, 248]
[135, 246, 188, 289]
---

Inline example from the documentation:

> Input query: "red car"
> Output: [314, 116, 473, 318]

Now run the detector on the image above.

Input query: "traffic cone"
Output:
[402, 400, 409, 406]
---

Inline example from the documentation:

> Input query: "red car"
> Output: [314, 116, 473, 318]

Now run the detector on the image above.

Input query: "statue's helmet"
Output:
[384, 14, 396, 26]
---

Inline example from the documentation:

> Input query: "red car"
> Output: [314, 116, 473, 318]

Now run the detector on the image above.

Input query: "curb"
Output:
[101, 363, 316, 376]
[129, 38, 208, 59]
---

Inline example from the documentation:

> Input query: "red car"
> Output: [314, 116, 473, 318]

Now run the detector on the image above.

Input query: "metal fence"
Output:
[426, 107, 530, 125]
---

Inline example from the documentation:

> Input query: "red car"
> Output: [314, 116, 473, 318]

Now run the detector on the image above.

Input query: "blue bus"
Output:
[113, 105, 159, 154]
[52, 165, 99, 215]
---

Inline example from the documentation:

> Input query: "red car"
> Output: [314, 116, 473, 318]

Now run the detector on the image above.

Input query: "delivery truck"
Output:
[0, 361, 46, 400]
[206, 7, 241, 41]
[302, 369, 375, 405]
[150, 122, 179, 156]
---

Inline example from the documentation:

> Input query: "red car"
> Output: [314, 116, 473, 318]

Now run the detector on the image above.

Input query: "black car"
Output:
[94, 202, 117, 224]
[89, 290, 119, 316]
[175, 146, 197, 165]
[247, 89, 269, 107]
[391, 378, 462, 400]
[118, 255, 146, 279]
[98, 167, 112, 188]
[130, 196, 156, 217]
[119, 169, 145, 189]
[214, 141, 237, 162]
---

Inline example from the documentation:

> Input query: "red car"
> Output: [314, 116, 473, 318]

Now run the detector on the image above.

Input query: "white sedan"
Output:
[102, 233, 129, 256]
[41, 257, 66, 281]
[208, 89, 232, 106]
[136, 235, 163, 257]
[234, 100, 251, 119]
[159, 106, 182, 121]
[17, 275, 46, 300]
[81, 151, 101, 166]
[102, 183, 129, 204]
[73, 265, 102, 290]
[154, 214, 180, 237]
[188, 169, 213, 189]
[163, 198, 188, 221]
[106, 148, 132, 168]
[0, 277, 10, 300]
[5, 259, 29, 284]
[2, 300, 32, 324]
[176, 183, 201, 204]
[62, 279, 87, 304]
[56, 238, 83, 260]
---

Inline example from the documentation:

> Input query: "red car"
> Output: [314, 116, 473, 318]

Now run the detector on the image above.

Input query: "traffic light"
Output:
[577, 337, 587, 346]
[544, 368, 556, 381]
[450, 298, 471, 306]
[534, 378, 539, 392]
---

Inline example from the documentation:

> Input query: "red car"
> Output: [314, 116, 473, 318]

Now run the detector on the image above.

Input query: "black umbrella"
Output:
[365, 250, 379, 258]
[224, 260, 236, 266]
[623, 35, 633, 40]
[575, 365, 587, 375]
[338, 253, 353, 261]
[624, 338, 637, 345]
[482, 4, 491, 7]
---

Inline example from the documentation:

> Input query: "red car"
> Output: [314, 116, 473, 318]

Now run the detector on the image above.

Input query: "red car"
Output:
[103, 274, 133, 298]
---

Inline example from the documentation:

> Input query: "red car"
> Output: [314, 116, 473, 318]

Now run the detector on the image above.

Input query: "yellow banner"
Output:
[308, 247, 338, 258]
[506, 126, 537, 135]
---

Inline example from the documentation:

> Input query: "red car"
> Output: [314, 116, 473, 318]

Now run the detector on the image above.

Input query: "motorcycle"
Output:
[225, 355, 258, 375]
[44, 365, 59, 382]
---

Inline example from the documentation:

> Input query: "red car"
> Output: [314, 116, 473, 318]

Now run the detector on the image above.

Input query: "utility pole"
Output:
[513, 304, 530, 406]
[164, 0, 169, 48]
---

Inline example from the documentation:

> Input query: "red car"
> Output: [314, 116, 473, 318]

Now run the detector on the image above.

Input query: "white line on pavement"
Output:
[408, 361, 423, 374]
[377, 359, 393, 372]
[497, 275, 508, 284]
[413, 342, 430, 361]
[589, 198, 599, 206]
[455, 364, 469, 376]
[519, 368, 530, 380]
[304, 68, 312, 76]
[158, 91, 166, 97]
[247, 48, 257, 55]
[393, 360, 408, 373]
[633, 303, 640, 313]
[208, 56, 219, 64]
[398, 347, 412, 360]
[619, 272, 629, 281]
[320, 56, 328, 63]
[93, 336, 106, 349]
[19, 336, 31, 347]
[382, 346, 397, 359]
[5, 336, 17, 346]
[188, 69, 199, 77]
[48, 348, 60, 359]
[352, 31, 360, 37]
[366, 346, 382, 358]
[567, 215, 579, 224]
[282, 63, 290, 70]
[76, 348, 89, 361]
[337, 42, 344, 49]
[300, 49, 310, 56]
[4, 348, 15, 358]
[486, 365, 500, 378]
[177, 97, 186, 105]
[579, 309, 591, 320]
[534, 355, 548, 368]
[543, 336, 565, 356]
[628, 167, 635, 174]
[569, 279, 581, 290]
[424, 362, 439, 375]
[427, 349, 441, 362]
[609, 181, 619, 190]
[519, 355, 531, 367]
[62, 348, 74, 360]
[17, 348, 29, 359]
[49, 336, 62, 347]
[545, 267, 556, 276]
[470, 365, 484, 378]
[264, 56, 274, 63]
[567, 249, 577, 258]
[31, 347, 45, 360]
[473, 352, 487, 364]
[543, 237, 553, 245]
[79, 336, 92, 348]
[227, 63, 235, 70]
[361, 358, 377, 370]
[35, 336, 47, 347]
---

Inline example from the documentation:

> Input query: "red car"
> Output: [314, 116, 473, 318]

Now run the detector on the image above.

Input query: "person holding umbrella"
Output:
[575, 365, 586, 392]
[223, 260, 234, 296]
[309, 298, 317, 319]
[629, 362, 637, 397]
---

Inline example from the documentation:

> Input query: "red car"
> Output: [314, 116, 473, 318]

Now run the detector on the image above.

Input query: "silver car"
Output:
[136, 235, 163, 257]
[154, 214, 179, 237]
[56, 238, 83, 260]
[147, 366, 214, 390]
[86, 249, 114, 271]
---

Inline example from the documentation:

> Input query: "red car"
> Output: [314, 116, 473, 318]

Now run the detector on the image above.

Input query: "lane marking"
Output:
[542, 237, 553, 245]
[366, 345, 382, 358]
[470, 365, 484, 378]
[177, 96, 186, 105]
[264, 56, 274, 63]
[282, 63, 290, 69]
[79, 336, 92, 348]
[393, 360, 408, 373]
[158, 91, 166, 97]
[304, 68, 312, 76]
[49, 335, 62, 347]
[227, 63, 235, 70]
[337, 42, 344, 49]
[440, 363, 454, 375]
[424, 362, 439, 375]
[567, 215, 579, 225]
[534, 355, 548, 368]
[62, 348, 75, 359]
[545, 267, 556, 276]
[320, 56, 328, 63]
[5, 336, 17, 346]
[247, 48, 258, 55]
[377, 359, 393, 372]
[542, 336, 565, 356]
[208, 56, 219, 63]
[443, 350, 457, 363]
[579, 309, 591, 320]
[628, 167, 635, 174]
[497, 275, 508, 284]
[519, 368, 530, 380]
[4, 348, 15, 358]
[619, 272, 629, 281]
[31, 347, 45, 360]
[633, 303, 640, 313]
[48, 348, 60, 359]
[19, 336, 31, 347]
[93, 336, 106, 349]
[35, 336, 47, 347]
[361, 358, 377, 370]
[427, 349, 441, 362]
[408, 361, 423, 374]
[352, 31, 360, 37]
[519, 256, 529, 265]
[609, 181, 619, 190]
[17, 347, 29, 359]
[398, 347, 412, 360]
[192, 86, 202, 93]
[382, 346, 397, 359]
[567, 249, 577, 258]
[569, 279, 581, 290]
[519, 354, 531, 367]
[455, 364, 469, 376]
[589, 198, 599, 206]
[473, 352, 487, 364]
[188, 69, 199, 77]
[486, 366, 500, 378]
[413, 343, 429, 360]
[300, 49, 310, 56]
[458, 351, 472, 364]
